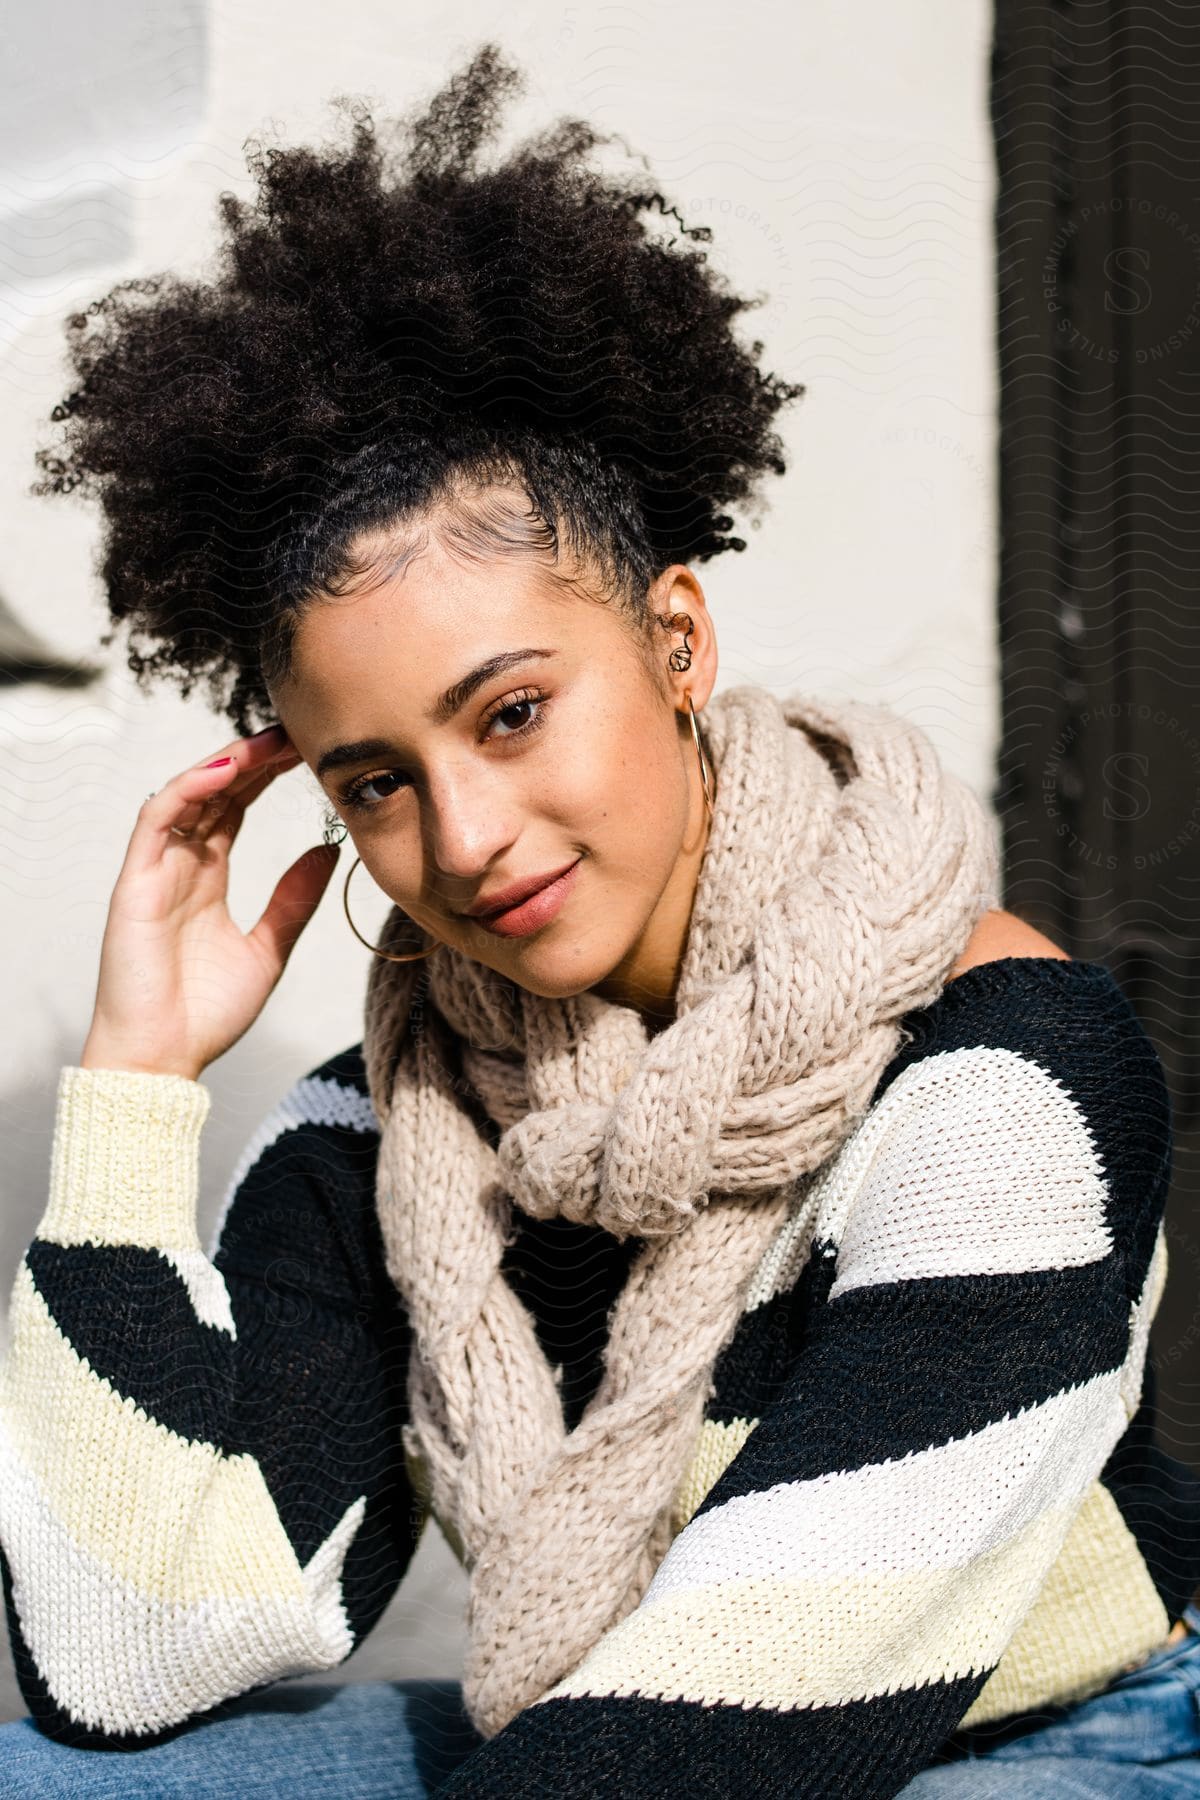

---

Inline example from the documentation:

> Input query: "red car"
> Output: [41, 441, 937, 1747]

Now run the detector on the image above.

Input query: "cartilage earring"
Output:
[666, 611, 695, 673]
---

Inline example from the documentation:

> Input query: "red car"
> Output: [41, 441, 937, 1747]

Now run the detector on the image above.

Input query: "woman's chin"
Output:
[497, 960, 613, 1002]
[489, 931, 628, 1002]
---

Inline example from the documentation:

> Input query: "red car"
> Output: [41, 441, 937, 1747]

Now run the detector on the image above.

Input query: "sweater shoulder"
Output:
[866, 957, 1173, 1272]
[877, 956, 1167, 1109]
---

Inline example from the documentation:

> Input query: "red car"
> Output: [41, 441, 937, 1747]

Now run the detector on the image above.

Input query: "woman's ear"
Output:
[647, 566, 718, 712]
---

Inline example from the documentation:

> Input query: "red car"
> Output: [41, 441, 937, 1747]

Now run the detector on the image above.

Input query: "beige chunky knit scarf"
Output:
[361, 682, 999, 1738]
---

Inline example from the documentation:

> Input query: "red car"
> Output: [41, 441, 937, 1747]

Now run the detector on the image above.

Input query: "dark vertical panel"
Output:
[992, 1, 1200, 1468]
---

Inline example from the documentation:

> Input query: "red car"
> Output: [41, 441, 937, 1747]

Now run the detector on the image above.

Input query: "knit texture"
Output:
[1, 960, 1197, 1798]
[361, 683, 1000, 1735]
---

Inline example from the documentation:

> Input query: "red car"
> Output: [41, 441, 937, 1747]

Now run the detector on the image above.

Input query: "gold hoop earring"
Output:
[684, 689, 715, 819]
[342, 855, 442, 963]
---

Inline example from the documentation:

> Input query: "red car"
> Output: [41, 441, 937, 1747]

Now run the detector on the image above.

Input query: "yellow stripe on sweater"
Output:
[539, 1498, 1141, 1713]
[961, 1477, 1171, 1725]
[0, 1424, 361, 1737]
[671, 1415, 758, 1536]
[663, 1425, 1169, 1722]
[0, 1262, 306, 1605]
[41, 1066, 211, 1252]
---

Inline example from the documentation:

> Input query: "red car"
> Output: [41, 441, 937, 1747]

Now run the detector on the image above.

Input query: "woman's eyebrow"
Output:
[316, 647, 558, 782]
[431, 646, 557, 724]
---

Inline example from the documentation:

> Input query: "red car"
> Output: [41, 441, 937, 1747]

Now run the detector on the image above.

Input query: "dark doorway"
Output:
[992, 3, 1200, 1466]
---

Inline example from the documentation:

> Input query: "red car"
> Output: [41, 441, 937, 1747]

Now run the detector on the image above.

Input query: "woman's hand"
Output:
[80, 724, 341, 1083]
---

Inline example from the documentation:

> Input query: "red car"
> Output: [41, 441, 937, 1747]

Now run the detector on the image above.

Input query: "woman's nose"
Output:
[423, 764, 517, 883]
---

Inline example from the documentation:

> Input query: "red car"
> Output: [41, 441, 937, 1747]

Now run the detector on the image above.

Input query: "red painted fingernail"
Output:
[204, 757, 233, 768]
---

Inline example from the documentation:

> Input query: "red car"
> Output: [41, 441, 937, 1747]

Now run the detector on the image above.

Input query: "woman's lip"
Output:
[471, 858, 581, 938]
[464, 857, 580, 919]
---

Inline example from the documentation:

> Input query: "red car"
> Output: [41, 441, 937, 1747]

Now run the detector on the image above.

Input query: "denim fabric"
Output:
[899, 1600, 1200, 1796]
[4, 1610, 1200, 1797]
[0, 1679, 484, 1798]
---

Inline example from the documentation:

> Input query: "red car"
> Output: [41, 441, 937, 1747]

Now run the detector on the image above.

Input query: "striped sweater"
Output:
[2, 955, 1198, 1797]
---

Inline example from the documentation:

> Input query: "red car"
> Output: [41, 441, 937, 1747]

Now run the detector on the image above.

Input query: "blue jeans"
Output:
[897, 1599, 1200, 1797]
[3, 1606, 1200, 1797]
[0, 1679, 484, 1797]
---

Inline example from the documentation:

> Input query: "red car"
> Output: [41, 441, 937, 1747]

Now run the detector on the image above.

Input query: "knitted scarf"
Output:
[361, 682, 999, 1738]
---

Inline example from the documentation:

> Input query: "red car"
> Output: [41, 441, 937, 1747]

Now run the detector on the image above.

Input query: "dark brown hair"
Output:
[33, 42, 805, 734]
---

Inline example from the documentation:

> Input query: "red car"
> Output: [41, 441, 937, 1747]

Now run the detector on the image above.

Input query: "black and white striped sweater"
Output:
[2, 955, 1198, 1797]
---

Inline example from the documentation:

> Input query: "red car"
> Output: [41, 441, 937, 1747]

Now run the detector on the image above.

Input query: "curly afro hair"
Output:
[33, 41, 805, 736]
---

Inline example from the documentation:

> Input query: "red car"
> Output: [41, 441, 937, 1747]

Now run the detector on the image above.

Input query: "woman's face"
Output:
[270, 510, 717, 1020]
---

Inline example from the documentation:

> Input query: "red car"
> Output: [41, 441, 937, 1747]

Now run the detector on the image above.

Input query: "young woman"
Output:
[2, 42, 1200, 1799]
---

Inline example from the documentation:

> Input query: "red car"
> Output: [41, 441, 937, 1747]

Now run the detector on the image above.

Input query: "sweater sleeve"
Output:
[437, 1015, 1171, 1798]
[0, 1059, 419, 1749]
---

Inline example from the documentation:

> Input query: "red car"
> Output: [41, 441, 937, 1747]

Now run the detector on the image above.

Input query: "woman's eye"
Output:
[340, 688, 550, 812]
[482, 687, 550, 745]
[489, 696, 539, 736]
[342, 769, 407, 810]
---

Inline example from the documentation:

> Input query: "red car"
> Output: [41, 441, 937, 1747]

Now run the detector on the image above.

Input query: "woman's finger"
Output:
[184, 746, 306, 849]
[145, 730, 300, 845]
[246, 839, 344, 978]
[139, 757, 242, 844]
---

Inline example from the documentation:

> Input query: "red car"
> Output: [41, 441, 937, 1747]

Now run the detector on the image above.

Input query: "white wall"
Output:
[0, 0, 997, 1716]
